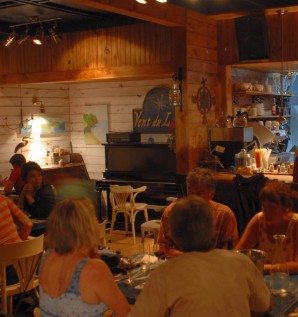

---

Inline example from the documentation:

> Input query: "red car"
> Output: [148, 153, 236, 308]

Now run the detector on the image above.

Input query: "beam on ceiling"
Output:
[69, 0, 187, 27]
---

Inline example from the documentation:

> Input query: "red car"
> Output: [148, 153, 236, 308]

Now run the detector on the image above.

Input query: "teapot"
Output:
[232, 110, 248, 128]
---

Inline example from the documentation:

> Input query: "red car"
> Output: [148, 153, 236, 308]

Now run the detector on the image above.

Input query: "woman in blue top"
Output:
[39, 197, 130, 317]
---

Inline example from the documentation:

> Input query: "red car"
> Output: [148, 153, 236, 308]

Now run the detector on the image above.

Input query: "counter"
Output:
[41, 162, 90, 187]
[215, 171, 293, 184]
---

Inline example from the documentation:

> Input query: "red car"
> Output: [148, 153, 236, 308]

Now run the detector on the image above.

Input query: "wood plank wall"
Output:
[176, 11, 218, 174]
[0, 78, 172, 182]
[0, 22, 180, 84]
[0, 14, 220, 176]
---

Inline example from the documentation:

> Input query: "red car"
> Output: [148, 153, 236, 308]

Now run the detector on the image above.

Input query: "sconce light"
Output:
[169, 67, 183, 111]
[33, 97, 45, 113]
[4, 28, 16, 47]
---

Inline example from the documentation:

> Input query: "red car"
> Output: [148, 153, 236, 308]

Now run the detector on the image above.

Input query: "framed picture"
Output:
[83, 104, 109, 145]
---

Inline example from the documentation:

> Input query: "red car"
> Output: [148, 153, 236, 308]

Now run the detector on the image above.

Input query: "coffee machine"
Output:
[210, 127, 253, 168]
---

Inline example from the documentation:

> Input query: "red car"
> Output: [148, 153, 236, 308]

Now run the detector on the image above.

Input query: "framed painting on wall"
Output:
[83, 104, 109, 145]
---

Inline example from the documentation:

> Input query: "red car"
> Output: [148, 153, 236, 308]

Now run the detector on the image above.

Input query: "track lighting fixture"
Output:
[4, 28, 16, 47]
[33, 25, 44, 45]
[17, 26, 30, 45]
[49, 23, 62, 44]
[5, 17, 62, 47]
[136, 0, 167, 3]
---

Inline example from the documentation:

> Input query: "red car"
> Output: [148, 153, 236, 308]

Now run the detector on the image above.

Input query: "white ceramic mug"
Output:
[265, 121, 272, 129]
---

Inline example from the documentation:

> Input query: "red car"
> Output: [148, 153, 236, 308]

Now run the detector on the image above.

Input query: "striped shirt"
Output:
[0, 194, 31, 245]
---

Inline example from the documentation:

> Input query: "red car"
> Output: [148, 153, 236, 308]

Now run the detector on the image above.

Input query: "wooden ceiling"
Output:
[1, 0, 298, 72]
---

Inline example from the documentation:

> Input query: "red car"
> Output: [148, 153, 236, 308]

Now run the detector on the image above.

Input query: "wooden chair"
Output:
[97, 219, 107, 247]
[109, 185, 148, 244]
[0, 235, 44, 315]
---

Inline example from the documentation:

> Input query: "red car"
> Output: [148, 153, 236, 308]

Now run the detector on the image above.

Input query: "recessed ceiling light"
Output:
[156, 0, 167, 2]
[136, 0, 147, 3]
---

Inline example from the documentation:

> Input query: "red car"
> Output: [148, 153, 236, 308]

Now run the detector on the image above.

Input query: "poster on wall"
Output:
[20, 117, 65, 136]
[41, 118, 65, 135]
[83, 104, 109, 145]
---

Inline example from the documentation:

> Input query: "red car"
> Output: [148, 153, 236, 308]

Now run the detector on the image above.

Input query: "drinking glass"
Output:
[254, 149, 262, 171]
[122, 257, 137, 285]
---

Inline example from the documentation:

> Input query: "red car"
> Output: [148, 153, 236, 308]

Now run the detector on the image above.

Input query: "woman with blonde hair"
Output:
[39, 197, 130, 317]
[235, 180, 298, 274]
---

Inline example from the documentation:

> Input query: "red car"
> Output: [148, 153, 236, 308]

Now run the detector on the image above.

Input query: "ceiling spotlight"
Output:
[49, 24, 62, 44]
[17, 26, 30, 45]
[33, 25, 44, 45]
[4, 28, 16, 47]
[156, 0, 167, 2]
[136, 0, 147, 3]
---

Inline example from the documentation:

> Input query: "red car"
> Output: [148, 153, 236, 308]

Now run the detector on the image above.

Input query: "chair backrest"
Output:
[110, 185, 134, 212]
[109, 185, 147, 212]
[0, 235, 45, 313]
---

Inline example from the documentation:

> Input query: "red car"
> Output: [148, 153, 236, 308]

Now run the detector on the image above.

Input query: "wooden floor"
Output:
[106, 229, 155, 257]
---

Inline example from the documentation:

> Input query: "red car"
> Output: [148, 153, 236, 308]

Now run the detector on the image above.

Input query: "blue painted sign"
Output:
[133, 86, 175, 134]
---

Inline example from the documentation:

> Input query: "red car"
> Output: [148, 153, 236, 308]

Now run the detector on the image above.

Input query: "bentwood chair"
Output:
[0, 235, 44, 315]
[109, 185, 148, 244]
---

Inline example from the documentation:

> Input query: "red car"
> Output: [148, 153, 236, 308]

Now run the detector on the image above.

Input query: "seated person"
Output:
[0, 194, 32, 246]
[235, 180, 298, 274]
[2, 154, 26, 195]
[39, 197, 130, 317]
[129, 196, 272, 317]
[158, 168, 238, 257]
[18, 161, 56, 219]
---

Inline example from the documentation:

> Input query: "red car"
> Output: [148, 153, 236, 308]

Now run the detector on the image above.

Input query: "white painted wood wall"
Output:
[0, 78, 172, 182]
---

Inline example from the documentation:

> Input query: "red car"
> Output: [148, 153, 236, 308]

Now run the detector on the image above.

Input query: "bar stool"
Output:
[141, 219, 161, 243]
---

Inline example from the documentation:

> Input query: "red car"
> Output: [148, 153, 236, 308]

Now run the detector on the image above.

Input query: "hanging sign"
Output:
[133, 86, 175, 133]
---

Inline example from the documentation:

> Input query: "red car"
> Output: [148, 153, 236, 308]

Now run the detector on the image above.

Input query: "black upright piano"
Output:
[96, 142, 178, 226]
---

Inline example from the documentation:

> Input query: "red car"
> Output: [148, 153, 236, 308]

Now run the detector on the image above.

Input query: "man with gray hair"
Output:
[129, 196, 272, 317]
[158, 168, 238, 257]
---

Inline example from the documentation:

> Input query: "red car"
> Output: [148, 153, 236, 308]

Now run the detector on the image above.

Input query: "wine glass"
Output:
[122, 256, 137, 285]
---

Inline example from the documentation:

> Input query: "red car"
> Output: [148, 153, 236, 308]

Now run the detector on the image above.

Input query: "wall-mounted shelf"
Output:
[248, 115, 292, 120]
[232, 91, 293, 97]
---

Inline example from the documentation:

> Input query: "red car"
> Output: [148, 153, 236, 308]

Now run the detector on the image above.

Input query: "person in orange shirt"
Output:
[0, 194, 32, 246]
[158, 168, 239, 257]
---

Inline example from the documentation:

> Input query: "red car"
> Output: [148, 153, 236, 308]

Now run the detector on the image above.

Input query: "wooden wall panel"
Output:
[0, 23, 182, 85]
[175, 11, 218, 174]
